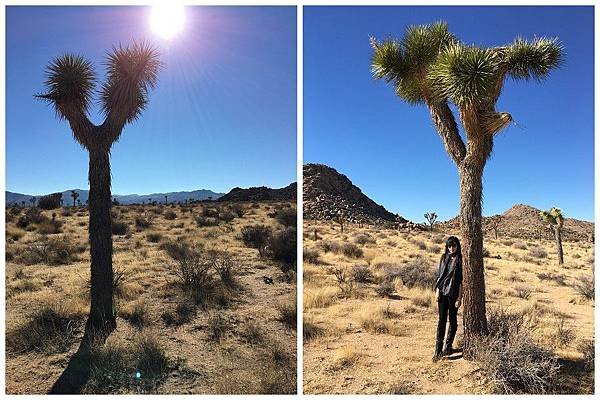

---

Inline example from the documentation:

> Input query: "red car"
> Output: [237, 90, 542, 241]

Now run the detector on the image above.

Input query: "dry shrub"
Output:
[577, 339, 594, 372]
[375, 281, 395, 298]
[207, 314, 229, 342]
[267, 227, 297, 270]
[146, 232, 162, 243]
[304, 287, 338, 309]
[112, 220, 129, 235]
[15, 237, 80, 265]
[536, 272, 566, 286]
[37, 219, 63, 234]
[303, 248, 321, 265]
[241, 225, 272, 256]
[6, 302, 84, 354]
[572, 274, 594, 300]
[303, 318, 325, 342]
[274, 208, 296, 227]
[276, 302, 297, 330]
[354, 233, 375, 245]
[342, 243, 363, 258]
[121, 302, 150, 330]
[554, 316, 576, 348]
[164, 210, 177, 220]
[385, 258, 437, 289]
[135, 216, 152, 230]
[318, 240, 341, 253]
[351, 265, 373, 283]
[512, 284, 533, 299]
[470, 308, 559, 394]
[528, 247, 548, 259]
[513, 241, 528, 250]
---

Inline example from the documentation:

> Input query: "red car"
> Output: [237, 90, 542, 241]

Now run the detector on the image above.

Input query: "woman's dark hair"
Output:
[444, 236, 462, 256]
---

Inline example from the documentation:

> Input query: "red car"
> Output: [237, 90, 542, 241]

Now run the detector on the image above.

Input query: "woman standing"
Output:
[433, 236, 463, 361]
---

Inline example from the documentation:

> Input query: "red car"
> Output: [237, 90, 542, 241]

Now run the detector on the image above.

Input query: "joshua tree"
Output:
[333, 210, 346, 233]
[540, 207, 564, 265]
[371, 22, 562, 354]
[70, 190, 80, 207]
[36, 42, 161, 345]
[424, 212, 438, 231]
[487, 214, 503, 239]
[164, 194, 168, 205]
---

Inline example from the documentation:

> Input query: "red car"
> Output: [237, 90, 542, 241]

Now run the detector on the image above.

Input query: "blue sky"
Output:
[304, 6, 594, 222]
[6, 6, 296, 196]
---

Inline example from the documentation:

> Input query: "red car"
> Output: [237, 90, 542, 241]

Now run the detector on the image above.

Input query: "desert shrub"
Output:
[329, 266, 355, 298]
[37, 218, 63, 234]
[61, 208, 73, 217]
[351, 265, 373, 283]
[16, 238, 78, 265]
[6, 227, 25, 241]
[513, 241, 527, 250]
[354, 233, 375, 245]
[432, 234, 446, 244]
[207, 314, 229, 342]
[470, 308, 559, 394]
[303, 319, 325, 342]
[318, 240, 341, 253]
[135, 216, 151, 230]
[218, 211, 236, 223]
[375, 280, 395, 298]
[146, 232, 162, 243]
[229, 203, 246, 218]
[135, 334, 169, 378]
[121, 303, 149, 330]
[210, 251, 236, 288]
[342, 243, 363, 258]
[303, 248, 321, 265]
[161, 302, 195, 327]
[112, 220, 129, 235]
[536, 272, 566, 286]
[112, 266, 127, 296]
[387, 258, 437, 289]
[6, 302, 83, 354]
[577, 339, 594, 372]
[239, 321, 265, 345]
[512, 284, 533, 299]
[38, 193, 62, 210]
[16, 207, 45, 228]
[160, 240, 197, 261]
[241, 225, 272, 257]
[412, 239, 427, 250]
[274, 208, 296, 227]
[164, 210, 177, 220]
[202, 207, 220, 218]
[572, 274, 594, 300]
[267, 227, 297, 269]
[276, 302, 297, 330]
[555, 317, 576, 348]
[501, 239, 514, 246]
[528, 247, 548, 259]
[428, 244, 442, 254]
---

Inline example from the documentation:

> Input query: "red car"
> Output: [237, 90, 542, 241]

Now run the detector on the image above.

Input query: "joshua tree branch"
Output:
[428, 100, 466, 166]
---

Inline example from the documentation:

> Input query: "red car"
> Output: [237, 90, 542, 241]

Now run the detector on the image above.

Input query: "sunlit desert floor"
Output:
[5, 201, 296, 394]
[303, 220, 594, 394]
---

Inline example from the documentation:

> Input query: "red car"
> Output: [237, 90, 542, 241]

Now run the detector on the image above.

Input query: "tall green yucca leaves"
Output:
[428, 43, 501, 107]
[540, 207, 564, 226]
[36, 54, 96, 120]
[100, 41, 162, 124]
[371, 21, 456, 105]
[504, 37, 563, 81]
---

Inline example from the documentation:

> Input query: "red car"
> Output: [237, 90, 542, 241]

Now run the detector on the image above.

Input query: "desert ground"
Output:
[303, 220, 594, 394]
[5, 200, 296, 394]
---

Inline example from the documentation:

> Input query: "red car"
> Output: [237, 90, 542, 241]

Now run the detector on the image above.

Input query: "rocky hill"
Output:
[441, 204, 594, 242]
[303, 163, 414, 227]
[218, 183, 296, 202]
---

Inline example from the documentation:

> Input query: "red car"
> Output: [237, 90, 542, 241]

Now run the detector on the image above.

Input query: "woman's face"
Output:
[448, 243, 458, 254]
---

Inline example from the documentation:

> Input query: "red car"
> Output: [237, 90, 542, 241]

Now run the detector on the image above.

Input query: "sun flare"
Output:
[150, 4, 185, 40]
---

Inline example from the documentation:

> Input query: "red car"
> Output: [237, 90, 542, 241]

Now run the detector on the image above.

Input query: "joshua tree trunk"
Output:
[553, 226, 564, 265]
[85, 148, 116, 341]
[458, 161, 489, 357]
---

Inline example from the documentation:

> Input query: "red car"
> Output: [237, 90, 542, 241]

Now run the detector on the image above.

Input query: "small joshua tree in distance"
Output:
[424, 212, 438, 231]
[540, 207, 564, 265]
[488, 214, 502, 239]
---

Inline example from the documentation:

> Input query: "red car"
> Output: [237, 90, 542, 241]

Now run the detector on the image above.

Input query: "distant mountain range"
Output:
[218, 183, 296, 202]
[6, 189, 225, 206]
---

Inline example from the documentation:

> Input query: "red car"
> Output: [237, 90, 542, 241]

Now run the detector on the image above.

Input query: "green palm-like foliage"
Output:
[371, 21, 457, 104]
[504, 37, 563, 81]
[100, 41, 162, 125]
[540, 207, 564, 226]
[36, 54, 96, 120]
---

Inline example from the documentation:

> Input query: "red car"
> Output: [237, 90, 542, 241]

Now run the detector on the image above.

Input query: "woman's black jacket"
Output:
[433, 253, 463, 300]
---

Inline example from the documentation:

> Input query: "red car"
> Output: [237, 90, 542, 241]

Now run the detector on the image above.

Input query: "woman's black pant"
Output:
[436, 295, 458, 354]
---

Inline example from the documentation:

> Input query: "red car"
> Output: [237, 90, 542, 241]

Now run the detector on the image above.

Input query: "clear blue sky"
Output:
[6, 6, 296, 196]
[304, 6, 594, 222]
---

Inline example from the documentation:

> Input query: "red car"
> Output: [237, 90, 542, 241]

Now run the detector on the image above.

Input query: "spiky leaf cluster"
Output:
[371, 22, 563, 108]
[504, 37, 563, 81]
[100, 41, 162, 124]
[36, 54, 96, 120]
[36, 41, 161, 126]
[540, 207, 564, 226]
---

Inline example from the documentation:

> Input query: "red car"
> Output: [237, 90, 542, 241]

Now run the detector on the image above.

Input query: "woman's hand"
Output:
[436, 289, 440, 302]
[456, 298, 462, 309]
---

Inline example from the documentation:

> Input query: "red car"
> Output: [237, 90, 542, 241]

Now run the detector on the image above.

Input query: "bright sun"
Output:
[150, 4, 185, 40]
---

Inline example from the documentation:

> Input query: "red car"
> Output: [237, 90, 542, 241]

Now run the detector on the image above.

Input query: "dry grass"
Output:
[5, 201, 296, 394]
[303, 220, 594, 394]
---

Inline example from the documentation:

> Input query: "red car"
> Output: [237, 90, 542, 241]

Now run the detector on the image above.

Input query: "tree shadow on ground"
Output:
[552, 357, 594, 394]
[49, 341, 92, 394]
